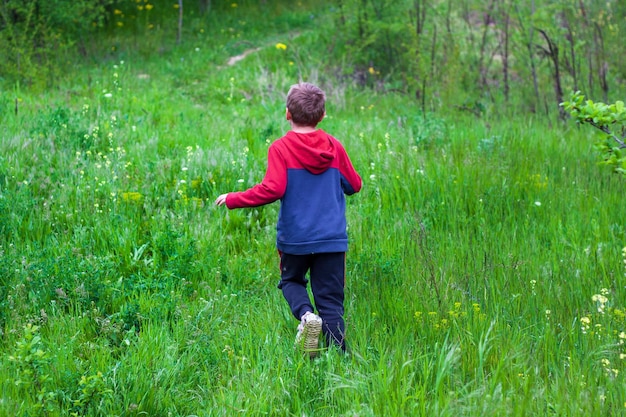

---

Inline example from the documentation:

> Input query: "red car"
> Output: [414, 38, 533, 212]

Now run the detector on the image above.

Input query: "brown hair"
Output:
[286, 82, 326, 127]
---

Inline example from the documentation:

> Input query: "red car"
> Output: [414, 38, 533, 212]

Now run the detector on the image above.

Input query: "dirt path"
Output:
[226, 48, 262, 66]
[224, 31, 301, 67]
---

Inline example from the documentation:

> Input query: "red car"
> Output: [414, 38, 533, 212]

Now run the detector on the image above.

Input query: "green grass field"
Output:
[1, 3, 626, 416]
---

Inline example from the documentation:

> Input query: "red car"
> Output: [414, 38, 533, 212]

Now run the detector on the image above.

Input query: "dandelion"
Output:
[275, 42, 287, 50]
[368, 67, 376, 75]
[145, 3, 153, 11]
[231, 3, 238, 7]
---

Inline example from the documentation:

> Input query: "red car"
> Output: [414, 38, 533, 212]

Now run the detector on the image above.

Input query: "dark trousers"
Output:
[278, 252, 346, 351]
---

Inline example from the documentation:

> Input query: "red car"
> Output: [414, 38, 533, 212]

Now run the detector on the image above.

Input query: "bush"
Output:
[0, 0, 113, 87]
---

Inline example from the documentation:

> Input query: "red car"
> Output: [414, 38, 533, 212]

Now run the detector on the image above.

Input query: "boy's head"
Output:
[286, 82, 326, 127]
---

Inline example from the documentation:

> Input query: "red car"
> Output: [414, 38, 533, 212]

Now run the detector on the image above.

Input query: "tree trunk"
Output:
[562, 13, 578, 91]
[478, 0, 496, 91]
[538, 29, 566, 120]
[501, 2, 510, 103]
[177, 0, 183, 44]
[594, 22, 609, 102]
[516, 0, 541, 113]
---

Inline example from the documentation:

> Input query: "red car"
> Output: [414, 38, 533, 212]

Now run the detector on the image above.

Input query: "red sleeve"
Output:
[225, 144, 287, 209]
[336, 142, 362, 194]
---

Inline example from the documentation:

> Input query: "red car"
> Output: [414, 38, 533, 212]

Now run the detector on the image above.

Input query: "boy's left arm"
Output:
[339, 149, 362, 195]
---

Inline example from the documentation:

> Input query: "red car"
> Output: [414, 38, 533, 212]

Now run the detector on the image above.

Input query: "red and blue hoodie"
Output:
[225, 129, 362, 255]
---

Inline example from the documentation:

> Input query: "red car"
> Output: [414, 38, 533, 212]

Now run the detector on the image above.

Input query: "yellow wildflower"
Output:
[275, 43, 287, 50]
[121, 192, 143, 202]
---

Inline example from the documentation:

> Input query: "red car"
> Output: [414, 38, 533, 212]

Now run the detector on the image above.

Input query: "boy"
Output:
[215, 82, 362, 357]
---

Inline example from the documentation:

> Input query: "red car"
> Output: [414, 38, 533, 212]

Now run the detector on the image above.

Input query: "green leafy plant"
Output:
[561, 91, 626, 176]
[71, 371, 112, 417]
[8, 324, 56, 414]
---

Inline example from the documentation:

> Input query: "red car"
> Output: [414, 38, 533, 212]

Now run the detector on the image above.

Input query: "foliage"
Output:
[0, 0, 113, 87]
[561, 91, 626, 176]
[7, 324, 56, 413]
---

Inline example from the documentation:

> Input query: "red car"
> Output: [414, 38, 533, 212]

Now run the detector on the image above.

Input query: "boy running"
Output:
[215, 82, 362, 357]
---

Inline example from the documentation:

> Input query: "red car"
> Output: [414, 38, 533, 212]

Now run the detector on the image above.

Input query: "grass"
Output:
[1, 2, 626, 416]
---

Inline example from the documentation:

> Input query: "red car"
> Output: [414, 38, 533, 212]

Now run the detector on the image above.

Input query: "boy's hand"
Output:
[215, 193, 228, 206]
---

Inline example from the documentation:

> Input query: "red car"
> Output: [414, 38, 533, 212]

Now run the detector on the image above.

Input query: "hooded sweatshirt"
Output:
[225, 129, 362, 255]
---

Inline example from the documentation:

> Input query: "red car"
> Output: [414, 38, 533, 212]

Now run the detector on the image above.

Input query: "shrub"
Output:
[0, 0, 113, 87]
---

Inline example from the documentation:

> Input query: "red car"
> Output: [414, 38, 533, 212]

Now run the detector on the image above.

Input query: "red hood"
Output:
[284, 130, 336, 174]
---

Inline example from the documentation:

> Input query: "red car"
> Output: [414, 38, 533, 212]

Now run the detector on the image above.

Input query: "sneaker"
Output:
[295, 312, 323, 358]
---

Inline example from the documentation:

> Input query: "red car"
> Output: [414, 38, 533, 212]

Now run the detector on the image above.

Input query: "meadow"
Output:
[1, 2, 626, 416]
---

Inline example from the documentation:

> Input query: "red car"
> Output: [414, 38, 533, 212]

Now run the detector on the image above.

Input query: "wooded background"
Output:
[1, 0, 624, 118]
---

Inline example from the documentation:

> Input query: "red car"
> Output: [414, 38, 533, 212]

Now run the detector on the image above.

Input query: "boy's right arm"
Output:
[215, 144, 287, 209]
[215, 193, 228, 206]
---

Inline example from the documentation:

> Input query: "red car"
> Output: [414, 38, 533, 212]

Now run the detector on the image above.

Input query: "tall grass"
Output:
[1, 3, 625, 416]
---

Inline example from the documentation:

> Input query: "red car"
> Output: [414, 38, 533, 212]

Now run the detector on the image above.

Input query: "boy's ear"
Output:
[319, 111, 326, 123]
[286, 108, 292, 120]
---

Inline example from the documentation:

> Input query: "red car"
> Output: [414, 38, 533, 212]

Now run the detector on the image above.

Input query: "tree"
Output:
[0, 0, 112, 87]
[561, 91, 626, 176]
